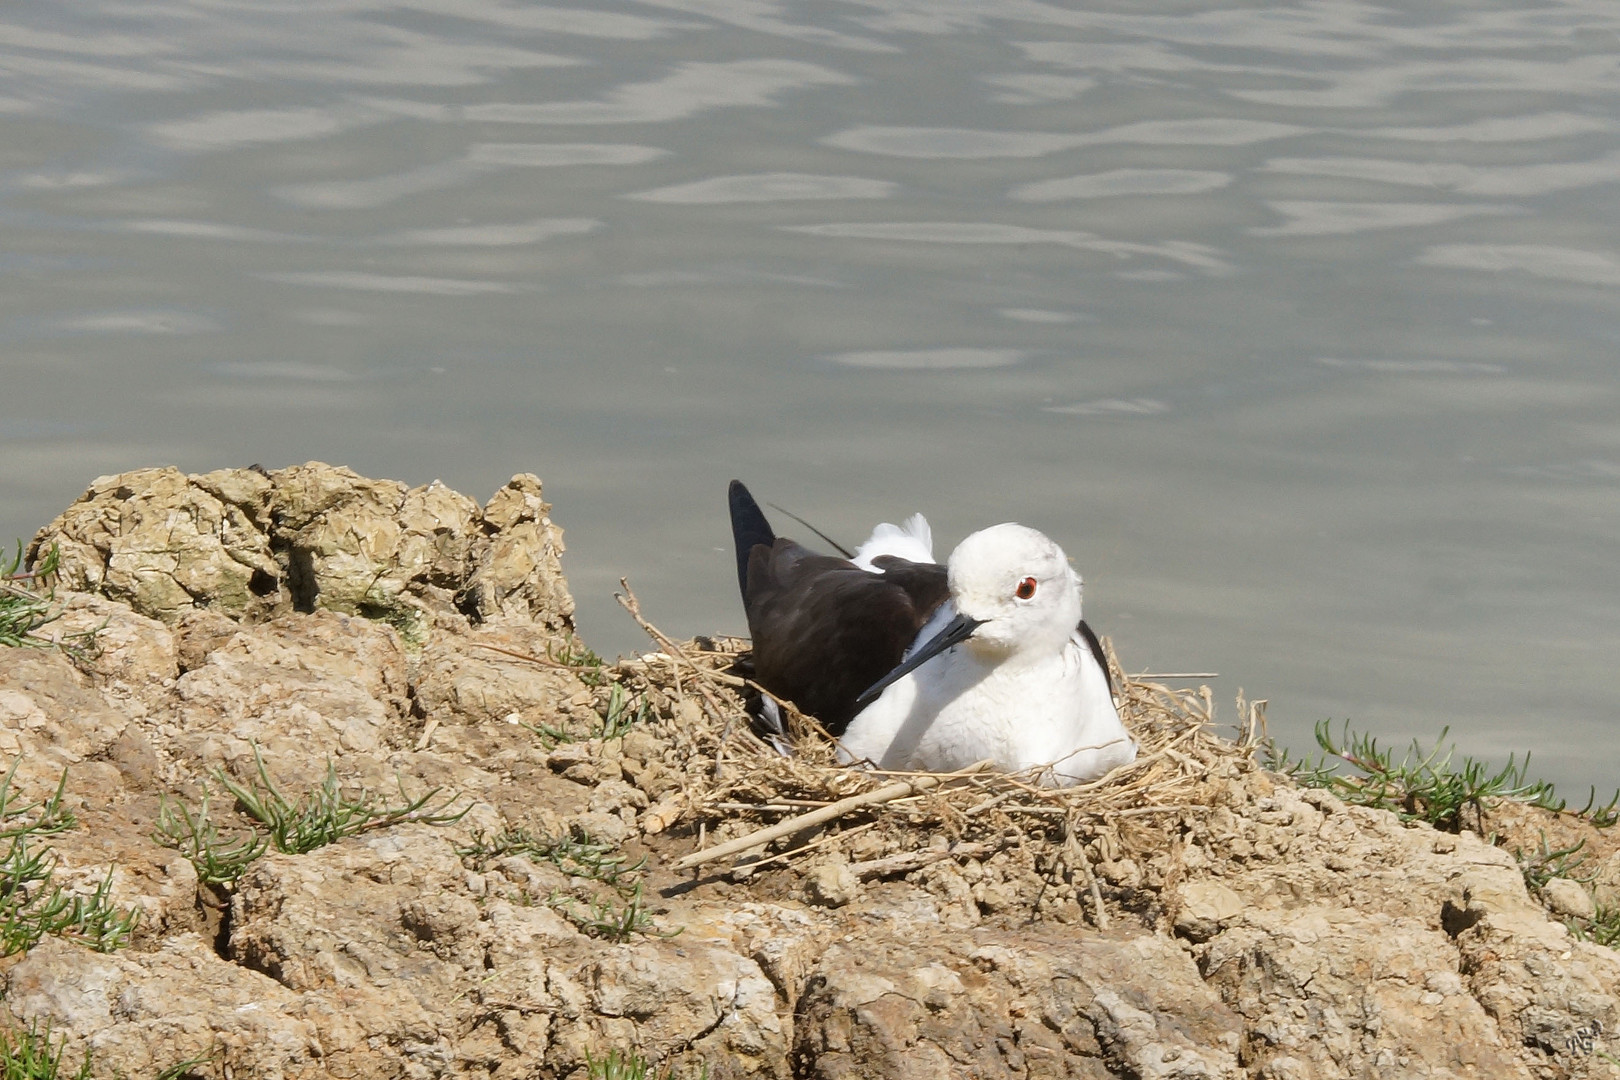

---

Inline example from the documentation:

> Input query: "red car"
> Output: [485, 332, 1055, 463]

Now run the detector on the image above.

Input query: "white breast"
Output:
[837, 629, 1135, 786]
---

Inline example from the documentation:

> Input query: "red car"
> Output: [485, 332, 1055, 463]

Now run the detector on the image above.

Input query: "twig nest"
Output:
[803, 861, 861, 908]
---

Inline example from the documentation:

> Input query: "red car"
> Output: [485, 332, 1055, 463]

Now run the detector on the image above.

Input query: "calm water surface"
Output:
[3, 1, 1617, 792]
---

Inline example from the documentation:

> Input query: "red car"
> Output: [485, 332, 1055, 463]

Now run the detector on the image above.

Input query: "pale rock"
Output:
[32, 463, 574, 630]
[31, 467, 280, 623]
[796, 931, 1241, 1079]
[641, 794, 684, 835]
[588, 778, 650, 822]
[717, 903, 832, 1005]
[52, 593, 176, 705]
[463, 474, 574, 627]
[804, 861, 861, 908]
[1202, 905, 1530, 1078]
[413, 621, 587, 727]
[7, 935, 327, 1079]
[1541, 877, 1596, 921]
[1592, 851, 1620, 910]
[0, 648, 133, 767]
[572, 810, 632, 845]
[1174, 879, 1246, 943]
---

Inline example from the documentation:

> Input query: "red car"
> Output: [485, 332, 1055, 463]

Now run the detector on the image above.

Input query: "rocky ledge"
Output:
[1, 463, 1617, 1080]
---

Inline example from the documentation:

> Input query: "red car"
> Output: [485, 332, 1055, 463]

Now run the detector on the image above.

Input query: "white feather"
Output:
[851, 512, 934, 572]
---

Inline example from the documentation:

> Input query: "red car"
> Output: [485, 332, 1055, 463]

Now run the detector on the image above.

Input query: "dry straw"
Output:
[608, 582, 1260, 889]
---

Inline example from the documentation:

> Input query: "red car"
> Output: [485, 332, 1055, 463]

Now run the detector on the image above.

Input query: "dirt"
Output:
[2, 464, 1617, 1079]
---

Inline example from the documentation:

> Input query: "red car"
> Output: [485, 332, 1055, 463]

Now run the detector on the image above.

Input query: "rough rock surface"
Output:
[30, 463, 572, 630]
[794, 931, 1242, 1079]
[4, 467, 1618, 1079]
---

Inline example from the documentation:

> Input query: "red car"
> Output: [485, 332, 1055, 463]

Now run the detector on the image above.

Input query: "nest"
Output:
[609, 585, 1262, 927]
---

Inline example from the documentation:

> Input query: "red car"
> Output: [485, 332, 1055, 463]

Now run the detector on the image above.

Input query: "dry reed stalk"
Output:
[849, 840, 999, 881]
[733, 820, 882, 877]
[673, 761, 995, 871]
[964, 790, 1018, 817]
[615, 580, 828, 751]
[1107, 804, 1211, 818]
[617, 579, 728, 709]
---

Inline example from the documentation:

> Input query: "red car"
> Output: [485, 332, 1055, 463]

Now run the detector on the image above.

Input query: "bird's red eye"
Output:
[1015, 576, 1037, 600]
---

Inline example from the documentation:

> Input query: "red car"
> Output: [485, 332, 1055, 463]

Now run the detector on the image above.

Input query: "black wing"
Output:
[744, 541, 947, 734]
[1076, 619, 1115, 697]
[729, 480, 948, 734]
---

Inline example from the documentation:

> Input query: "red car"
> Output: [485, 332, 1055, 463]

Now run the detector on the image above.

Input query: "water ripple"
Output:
[999, 308, 1087, 324]
[213, 362, 357, 382]
[1366, 112, 1612, 143]
[1417, 244, 1620, 287]
[42, 310, 219, 336]
[785, 221, 1232, 274]
[117, 220, 308, 243]
[1506, 460, 1620, 483]
[393, 1, 689, 40]
[825, 126, 1083, 159]
[148, 103, 397, 152]
[1232, 56, 1620, 109]
[258, 271, 519, 296]
[1316, 357, 1506, 375]
[463, 59, 855, 124]
[628, 173, 895, 203]
[634, 0, 895, 53]
[981, 72, 1095, 105]
[828, 348, 1025, 370]
[827, 119, 1305, 159]
[379, 217, 601, 246]
[1011, 169, 1231, 201]
[1045, 398, 1171, 417]
[274, 143, 667, 209]
[1252, 201, 1515, 237]
[1263, 152, 1620, 198]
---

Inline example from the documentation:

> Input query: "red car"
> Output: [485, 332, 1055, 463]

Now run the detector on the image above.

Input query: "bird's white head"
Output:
[947, 523, 1082, 657]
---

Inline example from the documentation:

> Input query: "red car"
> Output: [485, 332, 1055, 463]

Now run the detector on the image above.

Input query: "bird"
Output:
[728, 480, 1136, 786]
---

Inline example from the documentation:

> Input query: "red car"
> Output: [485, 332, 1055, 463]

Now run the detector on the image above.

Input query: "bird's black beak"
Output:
[854, 611, 986, 712]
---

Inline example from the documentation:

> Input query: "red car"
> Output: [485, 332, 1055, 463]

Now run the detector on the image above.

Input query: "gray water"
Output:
[3, 1, 1617, 794]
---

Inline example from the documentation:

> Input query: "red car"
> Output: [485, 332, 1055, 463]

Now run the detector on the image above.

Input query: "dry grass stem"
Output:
[849, 841, 1000, 881]
[469, 641, 583, 670]
[734, 821, 882, 877]
[1064, 825, 1110, 931]
[673, 763, 995, 870]
[600, 598, 1258, 923]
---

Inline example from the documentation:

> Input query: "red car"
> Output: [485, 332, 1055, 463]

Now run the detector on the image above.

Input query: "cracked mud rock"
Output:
[4, 465, 1618, 1079]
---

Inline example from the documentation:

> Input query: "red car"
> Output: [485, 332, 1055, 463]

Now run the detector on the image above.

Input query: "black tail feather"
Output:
[766, 501, 855, 559]
[728, 480, 775, 598]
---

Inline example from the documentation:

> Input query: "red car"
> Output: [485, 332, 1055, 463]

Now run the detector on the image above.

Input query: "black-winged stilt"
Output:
[729, 481, 1135, 786]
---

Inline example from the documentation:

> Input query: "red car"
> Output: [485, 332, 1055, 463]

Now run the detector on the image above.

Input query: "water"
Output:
[3, 1, 1617, 794]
